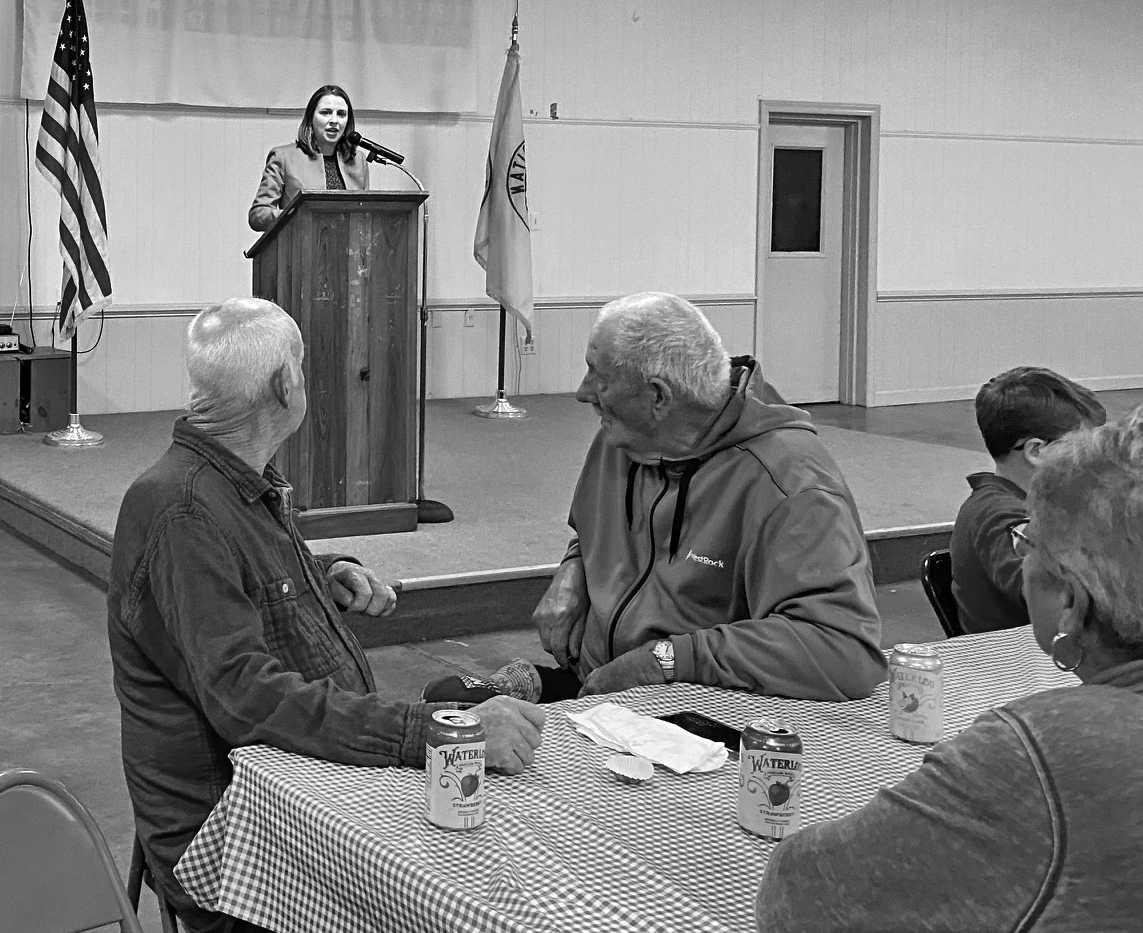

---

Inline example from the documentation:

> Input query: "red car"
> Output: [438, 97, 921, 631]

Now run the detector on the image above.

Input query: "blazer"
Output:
[248, 142, 370, 231]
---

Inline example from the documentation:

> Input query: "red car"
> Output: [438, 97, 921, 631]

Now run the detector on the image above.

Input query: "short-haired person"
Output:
[951, 366, 1105, 633]
[756, 408, 1143, 932]
[427, 292, 886, 703]
[107, 299, 544, 933]
[248, 84, 370, 232]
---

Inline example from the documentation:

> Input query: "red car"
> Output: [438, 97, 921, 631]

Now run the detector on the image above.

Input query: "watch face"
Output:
[654, 640, 674, 662]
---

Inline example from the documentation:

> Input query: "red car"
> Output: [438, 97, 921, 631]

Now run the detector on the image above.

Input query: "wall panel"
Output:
[879, 136, 1143, 291]
[872, 292, 1143, 404]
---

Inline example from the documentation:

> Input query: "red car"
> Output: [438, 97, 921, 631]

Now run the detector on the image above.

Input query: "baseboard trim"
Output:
[878, 286, 1143, 302]
[873, 374, 1143, 406]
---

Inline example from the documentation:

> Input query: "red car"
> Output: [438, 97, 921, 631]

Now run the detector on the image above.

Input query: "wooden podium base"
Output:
[296, 502, 418, 539]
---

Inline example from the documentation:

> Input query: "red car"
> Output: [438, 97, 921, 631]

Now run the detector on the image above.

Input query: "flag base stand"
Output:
[416, 498, 455, 523]
[44, 413, 104, 448]
[473, 391, 527, 420]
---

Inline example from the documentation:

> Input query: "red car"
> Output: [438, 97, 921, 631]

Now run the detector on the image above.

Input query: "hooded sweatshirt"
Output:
[566, 358, 886, 701]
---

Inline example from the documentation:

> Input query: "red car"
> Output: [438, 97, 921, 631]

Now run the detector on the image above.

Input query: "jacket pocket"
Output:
[259, 577, 344, 681]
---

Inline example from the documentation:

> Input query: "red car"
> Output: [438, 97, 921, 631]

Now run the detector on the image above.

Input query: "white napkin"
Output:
[566, 703, 728, 773]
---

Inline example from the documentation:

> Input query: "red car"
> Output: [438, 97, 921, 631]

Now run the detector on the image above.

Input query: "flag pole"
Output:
[44, 332, 103, 447]
[473, 7, 529, 420]
[474, 305, 526, 418]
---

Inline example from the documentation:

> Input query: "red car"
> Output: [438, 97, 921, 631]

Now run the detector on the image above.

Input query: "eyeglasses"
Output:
[1009, 524, 1035, 559]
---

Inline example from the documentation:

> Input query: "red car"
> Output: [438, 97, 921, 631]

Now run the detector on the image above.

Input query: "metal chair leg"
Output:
[157, 895, 179, 933]
[126, 834, 145, 910]
[128, 832, 180, 933]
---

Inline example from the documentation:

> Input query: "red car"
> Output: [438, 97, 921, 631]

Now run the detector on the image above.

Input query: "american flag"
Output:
[35, 0, 111, 341]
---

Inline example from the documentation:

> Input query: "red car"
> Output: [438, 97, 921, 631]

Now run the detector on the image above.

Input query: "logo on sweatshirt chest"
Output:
[685, 548, 725, 570]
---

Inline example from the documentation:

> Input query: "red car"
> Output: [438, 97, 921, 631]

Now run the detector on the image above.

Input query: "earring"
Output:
[1050, 632, 1084, 672]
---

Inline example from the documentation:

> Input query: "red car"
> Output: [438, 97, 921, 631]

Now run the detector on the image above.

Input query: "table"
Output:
[176, 627, 1076, 933]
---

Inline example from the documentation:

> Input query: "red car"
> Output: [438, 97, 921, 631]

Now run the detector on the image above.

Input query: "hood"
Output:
[622, 356, 819, 562]
[681, 356, 817, 461]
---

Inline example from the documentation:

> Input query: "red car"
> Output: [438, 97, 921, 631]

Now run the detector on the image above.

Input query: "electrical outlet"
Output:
[529, 211, 540, 231]
[521, 337, 536, 356]
[463, 309, 475, 327]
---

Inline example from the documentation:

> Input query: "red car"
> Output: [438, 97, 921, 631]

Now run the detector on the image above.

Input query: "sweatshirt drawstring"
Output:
[669, 460, 702, 562]
[625, 459, 702, 559]
[625, 461, 639, 529]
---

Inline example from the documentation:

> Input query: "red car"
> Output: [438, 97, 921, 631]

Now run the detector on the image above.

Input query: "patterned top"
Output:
[323, 155, 346, 190]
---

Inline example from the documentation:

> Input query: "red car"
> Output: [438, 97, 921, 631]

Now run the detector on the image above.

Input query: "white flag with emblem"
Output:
[474, 29, 533, 340]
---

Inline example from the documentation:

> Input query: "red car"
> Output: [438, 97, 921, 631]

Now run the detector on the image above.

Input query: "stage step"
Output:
[1, 492, 948, 648]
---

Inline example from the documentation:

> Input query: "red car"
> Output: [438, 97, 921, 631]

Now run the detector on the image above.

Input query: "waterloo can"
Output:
[889, 643, 944, 744]
[737, 718, 803, 841]
[425, 710, 486, 830]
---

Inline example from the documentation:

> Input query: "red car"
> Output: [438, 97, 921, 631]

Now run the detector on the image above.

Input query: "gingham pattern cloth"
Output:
[176, 627, 1076, 933]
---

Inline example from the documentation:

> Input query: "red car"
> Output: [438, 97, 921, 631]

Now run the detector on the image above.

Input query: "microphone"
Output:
[346, 131, 404, 165]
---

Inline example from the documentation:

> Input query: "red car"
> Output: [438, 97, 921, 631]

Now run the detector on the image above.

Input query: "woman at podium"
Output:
[248, 84, 369, 231]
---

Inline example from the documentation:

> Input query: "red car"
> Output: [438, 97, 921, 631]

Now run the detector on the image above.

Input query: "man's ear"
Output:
[269, 363, 292, 409]
[1022, 437, 1051, 467]
[646, 376, 673, 418]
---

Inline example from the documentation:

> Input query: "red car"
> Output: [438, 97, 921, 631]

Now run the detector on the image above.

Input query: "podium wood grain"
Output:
[248, 190, 426, 535]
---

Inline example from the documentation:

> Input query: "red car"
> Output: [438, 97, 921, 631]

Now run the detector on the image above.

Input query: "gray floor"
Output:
[0, 522, 939, 933]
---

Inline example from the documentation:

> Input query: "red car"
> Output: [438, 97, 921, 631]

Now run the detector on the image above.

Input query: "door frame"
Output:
[756, 101, 880, 406]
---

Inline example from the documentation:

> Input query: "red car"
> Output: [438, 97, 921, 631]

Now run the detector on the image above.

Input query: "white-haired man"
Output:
[427, 292, 886, 704]
[107, 298, 544, 933]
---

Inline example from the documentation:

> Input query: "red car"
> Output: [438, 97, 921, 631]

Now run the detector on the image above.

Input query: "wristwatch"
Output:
[652, 639, 676, 683]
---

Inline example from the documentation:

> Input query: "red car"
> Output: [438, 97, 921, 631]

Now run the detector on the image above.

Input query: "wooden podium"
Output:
[247, 190, 428, 537]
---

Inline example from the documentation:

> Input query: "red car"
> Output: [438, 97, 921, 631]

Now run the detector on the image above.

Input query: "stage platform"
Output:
[5, 389, 1137, 645]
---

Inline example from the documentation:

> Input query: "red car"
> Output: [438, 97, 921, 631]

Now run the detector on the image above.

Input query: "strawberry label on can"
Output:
[738, 719, 802, 841]
[425, 710, 485, 830]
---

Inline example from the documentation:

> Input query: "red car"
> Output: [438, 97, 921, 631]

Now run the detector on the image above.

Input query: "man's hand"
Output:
[578, 643, 665, 697]
[468, 696, 546, 774]
[326, 561, 398, 617]
[533, 557, 589, 668]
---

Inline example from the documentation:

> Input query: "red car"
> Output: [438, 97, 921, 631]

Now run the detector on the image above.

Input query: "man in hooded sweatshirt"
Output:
[425, 292, 886, 705]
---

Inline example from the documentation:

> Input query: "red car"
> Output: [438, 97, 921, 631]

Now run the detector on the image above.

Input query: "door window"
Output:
[770, 148, 822, 252]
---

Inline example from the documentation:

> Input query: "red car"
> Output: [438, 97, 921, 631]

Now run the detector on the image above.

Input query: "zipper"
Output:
[606, 464, 669, 661]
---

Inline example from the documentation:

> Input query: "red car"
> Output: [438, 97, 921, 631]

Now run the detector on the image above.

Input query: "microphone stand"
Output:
[368, 152, 453, 524]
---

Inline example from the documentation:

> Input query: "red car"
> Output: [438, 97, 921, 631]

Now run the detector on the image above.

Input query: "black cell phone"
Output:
[656, 711, 742, 758]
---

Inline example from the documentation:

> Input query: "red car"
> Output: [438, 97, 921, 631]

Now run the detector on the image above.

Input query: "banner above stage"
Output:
[20, 0, 479, 112]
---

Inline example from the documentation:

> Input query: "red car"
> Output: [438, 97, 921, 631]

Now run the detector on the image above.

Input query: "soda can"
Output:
[889, 643, 944, 744]
[737, 718, 803, 841]
[425, 709, 486, 830]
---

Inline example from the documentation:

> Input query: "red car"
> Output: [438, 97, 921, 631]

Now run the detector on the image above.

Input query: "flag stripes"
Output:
[35, 0, 111, 340]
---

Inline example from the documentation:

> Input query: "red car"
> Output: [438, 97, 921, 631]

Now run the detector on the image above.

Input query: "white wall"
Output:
[3, 0, 1142, 410]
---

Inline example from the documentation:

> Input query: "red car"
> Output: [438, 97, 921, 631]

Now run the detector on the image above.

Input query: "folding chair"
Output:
[0, 768, 144, 933]
[127, 832, 180, 933]
[920, 549, 966, 638]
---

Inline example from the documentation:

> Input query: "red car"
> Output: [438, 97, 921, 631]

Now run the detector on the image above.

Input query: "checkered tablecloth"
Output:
[176, 626, 1076, 933]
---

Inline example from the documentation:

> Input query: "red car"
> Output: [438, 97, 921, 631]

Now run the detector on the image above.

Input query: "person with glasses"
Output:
[756, 408, 1143, 932]
[950, 366, 1104, 634]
